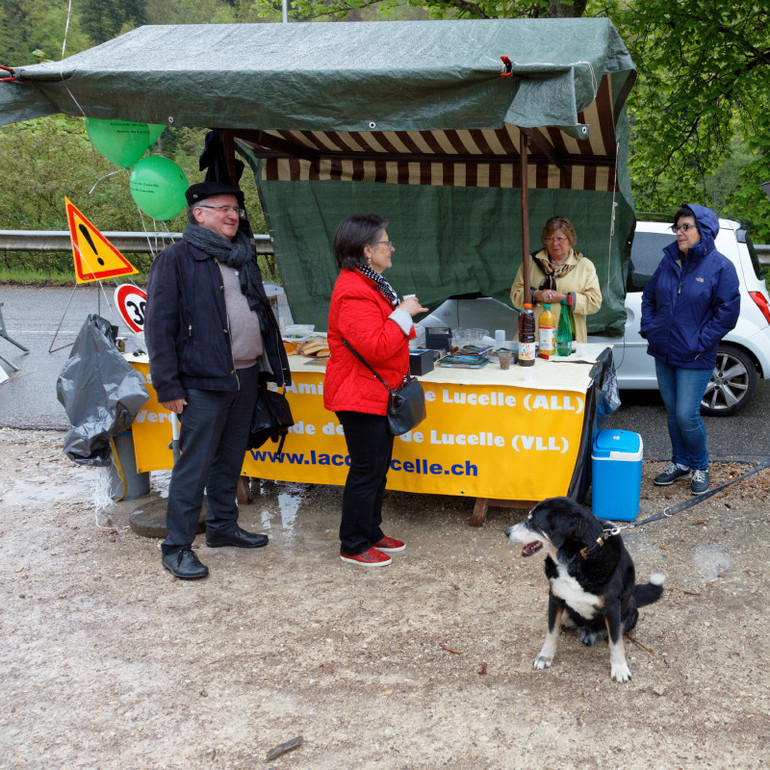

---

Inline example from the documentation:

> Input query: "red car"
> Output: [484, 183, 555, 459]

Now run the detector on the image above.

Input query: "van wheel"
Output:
[701, 345, 757, 416]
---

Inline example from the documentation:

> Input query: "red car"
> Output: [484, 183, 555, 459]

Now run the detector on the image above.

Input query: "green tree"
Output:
[0, 115, 270, 276]
[621, 0, 770, 240]
[0, 0, 90, 64]
[0, 115, 141, 272]
[80, 0, 148, 44]
[249, 0, 601, 21]
[146, 0, 236, 24]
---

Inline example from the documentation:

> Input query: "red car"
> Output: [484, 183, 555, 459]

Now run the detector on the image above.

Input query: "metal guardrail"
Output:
[0, 230, 275, 254]
[0, 230, 768, 263]
[759, 244, 770, 265]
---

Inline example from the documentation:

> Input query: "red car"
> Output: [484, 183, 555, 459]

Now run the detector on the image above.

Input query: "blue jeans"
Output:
[654, 360, 712, 471]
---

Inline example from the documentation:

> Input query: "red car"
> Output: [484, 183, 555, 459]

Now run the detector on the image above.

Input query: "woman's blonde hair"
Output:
[541, 216, 577, 247]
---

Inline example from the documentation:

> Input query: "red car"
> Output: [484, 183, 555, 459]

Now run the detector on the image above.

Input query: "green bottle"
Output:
[566, 294, 577, 349]
[556, 298, 572, 356]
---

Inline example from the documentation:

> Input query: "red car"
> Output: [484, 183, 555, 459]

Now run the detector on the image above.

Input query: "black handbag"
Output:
[248, 386, 294, 454]
[343, 340, 426, 436]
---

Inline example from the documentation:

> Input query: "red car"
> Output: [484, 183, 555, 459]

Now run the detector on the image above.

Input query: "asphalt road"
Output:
[2, 284, 770, 461]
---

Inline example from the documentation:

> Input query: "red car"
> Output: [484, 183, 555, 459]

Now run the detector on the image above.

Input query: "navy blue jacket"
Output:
[145, 239, 290, 403]
[640, 204, 739, 370]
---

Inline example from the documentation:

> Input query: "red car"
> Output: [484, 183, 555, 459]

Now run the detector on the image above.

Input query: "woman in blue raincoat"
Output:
[641, 204, 739, 495]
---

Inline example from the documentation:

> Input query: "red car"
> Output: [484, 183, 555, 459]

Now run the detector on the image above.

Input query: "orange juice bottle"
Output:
[538, 303, 555, 355]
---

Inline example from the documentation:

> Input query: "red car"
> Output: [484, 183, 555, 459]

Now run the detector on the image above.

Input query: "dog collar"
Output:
[579, 526, 621, 560]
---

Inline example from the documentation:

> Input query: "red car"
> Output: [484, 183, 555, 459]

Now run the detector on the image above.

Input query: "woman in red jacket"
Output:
[324, 214, 427, 567]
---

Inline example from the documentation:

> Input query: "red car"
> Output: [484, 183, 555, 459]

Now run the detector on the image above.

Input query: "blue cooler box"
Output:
[591, 429, 643, 521]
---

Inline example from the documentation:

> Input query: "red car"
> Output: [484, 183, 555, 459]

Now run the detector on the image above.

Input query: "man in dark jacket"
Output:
[640, 203, 739, 495]
[145, 181, 291, 579]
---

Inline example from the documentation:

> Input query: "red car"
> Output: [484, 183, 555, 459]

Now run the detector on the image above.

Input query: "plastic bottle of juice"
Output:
[538, 303, 555, 356]
[518, 303, 536, 367]
[556, 298, 572, 356]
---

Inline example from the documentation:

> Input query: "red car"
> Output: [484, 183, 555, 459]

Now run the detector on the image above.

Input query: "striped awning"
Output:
[236, 75, 618, 192]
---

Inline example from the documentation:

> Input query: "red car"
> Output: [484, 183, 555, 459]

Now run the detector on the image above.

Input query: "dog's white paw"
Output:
[579, 629, 600, 646]
[611, 662, 632, 682]
[533, 655, 553, 670]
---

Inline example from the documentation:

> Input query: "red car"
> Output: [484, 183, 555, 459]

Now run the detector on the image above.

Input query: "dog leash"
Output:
[581, 457, 770, 559]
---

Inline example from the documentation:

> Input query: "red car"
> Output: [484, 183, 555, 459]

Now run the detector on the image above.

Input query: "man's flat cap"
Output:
[186, 181, 245, 206]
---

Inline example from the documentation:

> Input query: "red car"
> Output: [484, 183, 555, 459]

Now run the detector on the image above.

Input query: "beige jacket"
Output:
[510, 249, 602, 343]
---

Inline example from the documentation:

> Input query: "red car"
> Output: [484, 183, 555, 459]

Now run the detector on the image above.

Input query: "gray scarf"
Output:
[183, 223, 265, 313]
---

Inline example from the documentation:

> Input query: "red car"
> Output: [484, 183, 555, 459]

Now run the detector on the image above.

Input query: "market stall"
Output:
[127, 346, 614, 523]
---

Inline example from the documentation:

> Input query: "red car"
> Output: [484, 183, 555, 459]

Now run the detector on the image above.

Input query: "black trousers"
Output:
[337, 411, 394, 556]
[161, 365, 259, 555]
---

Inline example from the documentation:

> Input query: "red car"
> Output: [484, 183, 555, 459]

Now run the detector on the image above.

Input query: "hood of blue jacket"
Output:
[687, 203, 719, 249]
[664, 203, 719, 262]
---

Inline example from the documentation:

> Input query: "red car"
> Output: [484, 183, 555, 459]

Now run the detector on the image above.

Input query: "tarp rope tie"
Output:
[60, 0, 87, 117]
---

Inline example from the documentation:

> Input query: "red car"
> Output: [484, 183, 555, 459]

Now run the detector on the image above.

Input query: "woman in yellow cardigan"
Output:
[511, 216, 602, 343]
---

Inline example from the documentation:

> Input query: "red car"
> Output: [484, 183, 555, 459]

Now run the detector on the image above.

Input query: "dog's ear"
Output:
[540, 497, 583, 548]
[547, 515, 577, 549]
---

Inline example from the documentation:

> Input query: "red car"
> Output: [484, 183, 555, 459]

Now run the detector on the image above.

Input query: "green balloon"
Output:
[87, 118, 149, 168]
[129, 156, 188, 221]
[147, 124, 166, 145]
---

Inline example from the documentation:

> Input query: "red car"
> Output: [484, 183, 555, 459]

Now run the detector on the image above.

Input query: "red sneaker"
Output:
[373, 536, 405, 553]
[340, 547, 392, 567]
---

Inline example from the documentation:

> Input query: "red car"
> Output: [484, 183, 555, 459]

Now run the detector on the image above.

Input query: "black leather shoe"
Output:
[162, 548, 209, 579]
[206, 527, 269, 549]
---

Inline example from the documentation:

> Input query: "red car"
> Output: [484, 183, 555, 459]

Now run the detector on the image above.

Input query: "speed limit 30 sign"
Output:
[115, 285, 147, 333]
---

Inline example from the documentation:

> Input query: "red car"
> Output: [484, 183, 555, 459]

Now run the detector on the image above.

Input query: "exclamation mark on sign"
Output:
[79, 223, 104, 265]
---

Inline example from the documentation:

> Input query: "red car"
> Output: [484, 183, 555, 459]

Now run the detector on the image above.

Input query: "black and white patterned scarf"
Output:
[356, 264, 399, 307]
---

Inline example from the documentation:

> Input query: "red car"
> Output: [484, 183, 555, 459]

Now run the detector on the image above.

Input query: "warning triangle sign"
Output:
[65, 198, 138, 284]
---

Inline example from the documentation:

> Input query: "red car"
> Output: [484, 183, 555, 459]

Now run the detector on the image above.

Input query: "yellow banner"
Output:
[130, 362, 177, 470]
[130, 363, 586, 500]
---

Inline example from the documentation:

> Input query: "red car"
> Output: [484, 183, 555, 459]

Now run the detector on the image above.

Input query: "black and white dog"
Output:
[505, 496, 664, 682]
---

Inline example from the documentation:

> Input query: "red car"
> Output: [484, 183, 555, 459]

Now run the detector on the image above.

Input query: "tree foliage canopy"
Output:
[0, 0, 768, 243]
[620, 0, 770, 236]
[80, 0, 148, 44]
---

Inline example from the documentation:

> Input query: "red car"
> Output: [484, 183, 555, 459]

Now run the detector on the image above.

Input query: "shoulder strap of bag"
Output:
[343, 339, 395, 396]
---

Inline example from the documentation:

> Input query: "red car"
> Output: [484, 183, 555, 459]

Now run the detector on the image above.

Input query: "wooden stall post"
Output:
[520, 131, 531, 301]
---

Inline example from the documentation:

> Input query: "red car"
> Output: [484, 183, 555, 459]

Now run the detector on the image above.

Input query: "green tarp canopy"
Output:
[0, 19, 636, 334]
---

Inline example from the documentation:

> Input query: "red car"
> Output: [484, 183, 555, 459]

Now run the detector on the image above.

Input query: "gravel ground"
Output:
[1, 428, 769, 769]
